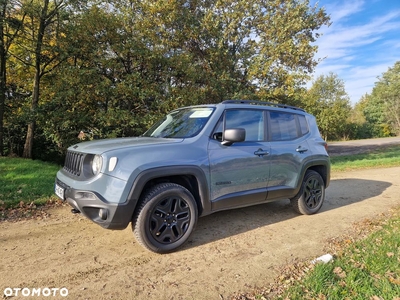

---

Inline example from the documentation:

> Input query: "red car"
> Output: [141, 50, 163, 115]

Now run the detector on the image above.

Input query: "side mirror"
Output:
[222, 128, 246, 146]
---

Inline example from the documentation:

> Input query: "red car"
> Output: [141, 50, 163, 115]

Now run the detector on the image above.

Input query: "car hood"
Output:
[68, 137, 184, 154]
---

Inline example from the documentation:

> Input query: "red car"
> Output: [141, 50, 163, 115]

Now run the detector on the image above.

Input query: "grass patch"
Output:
[280, 209, 400, 299]
[330, 145, 400, 172]
[0, 157, 60, 208]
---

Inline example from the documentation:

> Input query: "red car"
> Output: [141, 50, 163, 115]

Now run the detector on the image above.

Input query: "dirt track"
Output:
[1, 139, 400, 299]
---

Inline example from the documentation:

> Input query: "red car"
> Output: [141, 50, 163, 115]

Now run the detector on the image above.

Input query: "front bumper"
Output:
[55, 177, 136, 230]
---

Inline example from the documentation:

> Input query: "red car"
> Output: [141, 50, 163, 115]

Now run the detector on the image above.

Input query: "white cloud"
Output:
[324, 0, 365, 23]
[311, 0, 400, 104]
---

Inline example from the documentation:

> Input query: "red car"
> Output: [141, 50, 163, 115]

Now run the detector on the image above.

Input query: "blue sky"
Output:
[309, 0, 400, 105]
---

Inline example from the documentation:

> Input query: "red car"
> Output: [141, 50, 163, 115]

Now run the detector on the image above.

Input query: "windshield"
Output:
[143, 107, 215, 138]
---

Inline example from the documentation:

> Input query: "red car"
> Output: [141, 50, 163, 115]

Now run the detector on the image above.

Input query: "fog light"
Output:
[98, 208, 108, 220]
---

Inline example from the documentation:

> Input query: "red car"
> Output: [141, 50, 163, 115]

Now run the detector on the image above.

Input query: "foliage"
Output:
[367, 62, 400, 136]
[347, 95, 376, 139]
[0, 0, 27, 156]
[304, 72, 351, 140]
[0, 0, 330, 160]
[304, 60, 400, 142]
[355, 61, 400, 139]
[358, 93, 391, 138]
[0, 0, 397, 161]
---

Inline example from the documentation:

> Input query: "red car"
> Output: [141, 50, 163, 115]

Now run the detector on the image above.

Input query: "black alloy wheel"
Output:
[149, 195, 191, 244]
[290, 170, 325, 215]
[133, 183, 198, 253]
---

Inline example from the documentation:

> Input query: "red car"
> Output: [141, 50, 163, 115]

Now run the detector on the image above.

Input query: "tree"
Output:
[356, 93, 389, 138]
[304, 73, 351, 141]
[94, 0, 329, 106]
[39, 0, 329, 155]
[367, 62, 400, 136]
[9, 0, 68, 158]
[348, 94, 374, 139]
[247, 0, 330, 102]
[4, 0, 330, 160]
[0, 0, 26, 156]
[0, 0, 8, 156]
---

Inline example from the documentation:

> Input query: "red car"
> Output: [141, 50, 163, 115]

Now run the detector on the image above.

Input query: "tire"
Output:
[290, 170, 325, 215]
[132, 183, 198, 254]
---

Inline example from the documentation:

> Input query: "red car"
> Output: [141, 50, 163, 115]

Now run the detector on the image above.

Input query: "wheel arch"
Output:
[302, 158, 330, 187]
[127, 166, 211, 221]
[288, 160, 330, 198]
[307, 164, 330, 188]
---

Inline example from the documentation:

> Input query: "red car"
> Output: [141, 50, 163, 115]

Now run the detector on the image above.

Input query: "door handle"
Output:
[254, 148, 269, 157]
[296, 146, 308, 153]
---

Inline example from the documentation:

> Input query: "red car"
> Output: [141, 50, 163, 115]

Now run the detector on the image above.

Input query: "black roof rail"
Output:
[221, 100, 305, 112]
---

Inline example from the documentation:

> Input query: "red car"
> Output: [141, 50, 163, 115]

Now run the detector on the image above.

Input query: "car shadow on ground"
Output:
[183, 178, 392, 250]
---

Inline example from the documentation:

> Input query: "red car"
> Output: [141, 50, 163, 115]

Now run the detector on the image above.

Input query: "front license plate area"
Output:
[55, 183, 65, 200]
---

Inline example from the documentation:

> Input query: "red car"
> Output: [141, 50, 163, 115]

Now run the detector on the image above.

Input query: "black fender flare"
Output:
[126, 165, 211, 217]
[294, 158, 331, 194]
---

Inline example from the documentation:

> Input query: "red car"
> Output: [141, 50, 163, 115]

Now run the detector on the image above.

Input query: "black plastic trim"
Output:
[126, 166, 211, 216]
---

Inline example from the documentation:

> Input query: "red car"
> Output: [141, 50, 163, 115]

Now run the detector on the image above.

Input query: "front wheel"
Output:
[290, 170, 325, 215]
[132, 183, 198, 253]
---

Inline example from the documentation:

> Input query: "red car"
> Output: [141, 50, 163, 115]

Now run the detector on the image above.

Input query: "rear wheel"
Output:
[132, 183, 198, 253]
[290, 170, 325, 215]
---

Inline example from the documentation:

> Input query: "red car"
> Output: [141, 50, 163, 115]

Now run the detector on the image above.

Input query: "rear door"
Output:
[266, 111, 311, 200]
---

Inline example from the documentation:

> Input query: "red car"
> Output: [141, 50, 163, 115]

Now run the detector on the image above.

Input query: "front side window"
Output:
[223, 109, 265, 142]
[143, 107, 214, 138]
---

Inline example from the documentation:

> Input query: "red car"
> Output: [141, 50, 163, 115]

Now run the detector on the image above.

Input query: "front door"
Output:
[208, 109, 270, 211]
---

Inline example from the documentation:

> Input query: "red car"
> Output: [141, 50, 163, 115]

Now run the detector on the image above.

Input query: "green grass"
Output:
[330, 145, 400, 172]
[279, 213, 400, 299]
[0, 157, 60, 208]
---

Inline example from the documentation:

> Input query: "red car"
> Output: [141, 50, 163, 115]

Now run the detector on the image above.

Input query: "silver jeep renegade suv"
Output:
[55, 100, 330, 253]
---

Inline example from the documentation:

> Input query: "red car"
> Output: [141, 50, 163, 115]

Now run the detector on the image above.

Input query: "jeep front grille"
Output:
[63, 151, 84, 176]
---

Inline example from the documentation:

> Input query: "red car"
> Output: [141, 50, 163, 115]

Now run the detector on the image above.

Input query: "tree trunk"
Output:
[22, 66, 41, 158]
[0, 53, 5, 157]
[0, 60, 6, 157]
[22, 122, 35, 158]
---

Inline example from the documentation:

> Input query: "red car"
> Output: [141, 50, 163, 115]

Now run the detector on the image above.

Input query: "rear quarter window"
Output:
[298, 115, 309, 135]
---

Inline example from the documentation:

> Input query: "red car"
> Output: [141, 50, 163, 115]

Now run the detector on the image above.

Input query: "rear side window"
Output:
[269, 111, 307, 141]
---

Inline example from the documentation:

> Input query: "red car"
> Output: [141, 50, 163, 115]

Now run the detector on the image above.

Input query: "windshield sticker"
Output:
[189, 109, 213, 118]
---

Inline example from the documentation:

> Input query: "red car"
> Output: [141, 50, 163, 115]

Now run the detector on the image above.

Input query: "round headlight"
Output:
[91, 155, 103, 175]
